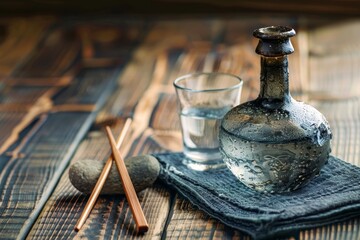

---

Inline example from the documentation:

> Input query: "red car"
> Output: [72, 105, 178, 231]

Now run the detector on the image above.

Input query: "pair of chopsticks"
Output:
[75, 118, 149, 233]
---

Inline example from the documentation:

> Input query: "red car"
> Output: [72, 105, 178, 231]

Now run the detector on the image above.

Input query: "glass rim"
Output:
[173, 72, 243, 93]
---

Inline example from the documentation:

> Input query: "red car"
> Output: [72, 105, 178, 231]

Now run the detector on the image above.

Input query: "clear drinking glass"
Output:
[174, 72, 243, 171]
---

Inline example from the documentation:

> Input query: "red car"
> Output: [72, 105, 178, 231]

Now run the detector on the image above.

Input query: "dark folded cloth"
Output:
[154, 153, 360, 239]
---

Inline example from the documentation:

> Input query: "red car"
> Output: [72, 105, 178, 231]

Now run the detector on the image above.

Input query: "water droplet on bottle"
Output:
[253, 166, 262, 173]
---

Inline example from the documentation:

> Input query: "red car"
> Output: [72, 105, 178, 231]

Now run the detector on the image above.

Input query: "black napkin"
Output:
[154, 153, 360, 239]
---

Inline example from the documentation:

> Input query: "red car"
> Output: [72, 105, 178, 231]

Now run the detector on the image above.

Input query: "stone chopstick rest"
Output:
[69, 155, 160, 195]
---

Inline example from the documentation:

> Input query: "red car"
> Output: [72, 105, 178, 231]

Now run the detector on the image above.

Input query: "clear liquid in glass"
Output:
[180, 107, 230, 162]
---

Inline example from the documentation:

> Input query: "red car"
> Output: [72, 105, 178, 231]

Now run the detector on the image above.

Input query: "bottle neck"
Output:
[258, 55, 290, 108]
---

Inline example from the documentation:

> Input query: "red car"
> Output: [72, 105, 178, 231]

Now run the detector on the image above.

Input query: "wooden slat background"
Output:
[0, 1, 359, 17]
[0, 15, 359, 240]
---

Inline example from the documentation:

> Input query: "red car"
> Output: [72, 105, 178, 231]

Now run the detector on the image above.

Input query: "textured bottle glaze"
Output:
[219, 26, 332, 193]
[220, 134, 331, 193]
[220, 99, 332, 192]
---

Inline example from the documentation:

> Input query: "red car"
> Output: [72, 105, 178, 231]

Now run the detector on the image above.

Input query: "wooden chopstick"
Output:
[74, 118, 132, 231]
[105, 126, 149, 233]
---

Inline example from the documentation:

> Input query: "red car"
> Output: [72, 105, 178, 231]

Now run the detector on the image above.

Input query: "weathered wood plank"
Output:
[28, 120, 172, 240]
[0, 64, 119, 155]
[312, 98, 360, 166]
[0, 88, 58, 155]
[96, 20, 216, 121]
[75, 20, 147, 60]
[27, 19, 196, 239]
[307, 20, 360, 100]
[0, 17, 54, 78]
[307, 20, 360, 166]
[299, 218, 360, 240]
[53, 67, 119, 106]
[95, 56, 156, 119]
[27, 20, 173, 239]
[0, 111, 28, 153]
[294, 19, 360, 240]
[0, 20, 131, 161]
[0, 112, 91, 239]
[308, 54, 360, 100]
[0, 62, 119, 239]
[149, 93, 180, 131]
[10, 26, 80, 80]
[0, 86, 50, 105]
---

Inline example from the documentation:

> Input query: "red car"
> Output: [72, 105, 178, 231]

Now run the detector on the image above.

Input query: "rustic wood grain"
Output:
[96, 56, 155, 120]
[307, 20, 360, 166]
[11, 26, 80, 79]
[0, 89, 56, 155]
[308, 20, 360, 100]
[76, 21, 147, 59]
[0, 111, 27, 155]
[0, 17, 54, 78]
[0, 63, 119, 239]
[0, 86, 50, 105]
[0, 112, 91, 239]
[1, 16, 360, 240]
[27, 19, 173, 239]
[53, 67, 118, 106]
[0, 65, 119, 155]
[295, 19, 360, 240]
[28, 120, 172, 240]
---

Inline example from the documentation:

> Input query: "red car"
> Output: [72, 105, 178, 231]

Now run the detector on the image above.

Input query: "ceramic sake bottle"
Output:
[219, 26, 332, 193]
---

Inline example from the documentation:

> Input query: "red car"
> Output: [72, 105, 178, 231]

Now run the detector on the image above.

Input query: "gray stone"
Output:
[69, 155, 160, 195]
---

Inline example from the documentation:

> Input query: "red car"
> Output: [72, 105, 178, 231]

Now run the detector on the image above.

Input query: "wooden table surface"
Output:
[0, 15, 360, 240]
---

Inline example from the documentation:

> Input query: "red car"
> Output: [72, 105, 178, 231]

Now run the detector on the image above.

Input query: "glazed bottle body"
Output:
[219, 26, 332, 193]
[220, 99, 331, 193]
